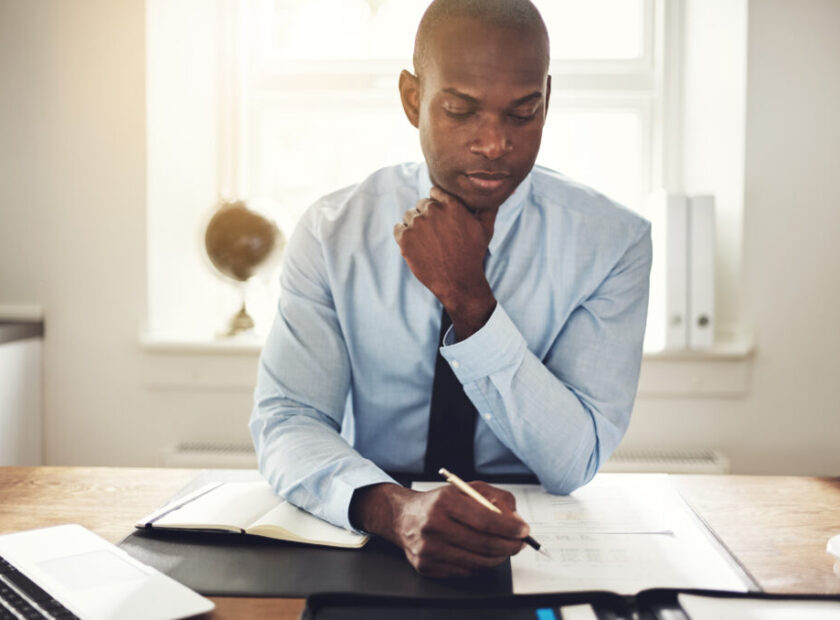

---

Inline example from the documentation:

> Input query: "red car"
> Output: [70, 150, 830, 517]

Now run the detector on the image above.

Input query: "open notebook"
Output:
[136, 480, 368, 549]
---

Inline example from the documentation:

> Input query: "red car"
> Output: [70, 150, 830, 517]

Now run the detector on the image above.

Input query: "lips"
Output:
[463, 171, 510, 193]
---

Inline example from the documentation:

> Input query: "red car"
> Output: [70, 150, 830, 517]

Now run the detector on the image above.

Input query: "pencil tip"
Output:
[538, 547, 553, 559]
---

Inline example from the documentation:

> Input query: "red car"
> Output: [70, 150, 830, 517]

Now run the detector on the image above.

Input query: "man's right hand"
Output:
[349, 481, 529, 577]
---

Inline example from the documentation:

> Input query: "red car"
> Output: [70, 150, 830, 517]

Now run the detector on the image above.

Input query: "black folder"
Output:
[120, 528, 512, 598]
[301, 589, 840, 620]
[119, 470, 521, 598]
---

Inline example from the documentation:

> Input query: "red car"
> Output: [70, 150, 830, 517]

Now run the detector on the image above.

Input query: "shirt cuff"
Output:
[328, 463, 400, 534]
[439, 302, 527, 385]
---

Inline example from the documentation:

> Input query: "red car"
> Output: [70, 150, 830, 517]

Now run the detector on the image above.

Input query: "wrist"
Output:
[442, 282, 496, 341]
[349, 482, 414, 542]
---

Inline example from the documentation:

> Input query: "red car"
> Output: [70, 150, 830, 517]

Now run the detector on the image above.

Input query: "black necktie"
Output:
[424, 309, 478, 481]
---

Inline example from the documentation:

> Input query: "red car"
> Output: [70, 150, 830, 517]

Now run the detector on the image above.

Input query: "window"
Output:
[233, 0, 661, 225]
[146, 0, 674, 342]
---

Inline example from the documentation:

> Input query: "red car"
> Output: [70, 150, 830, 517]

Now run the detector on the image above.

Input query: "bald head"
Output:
[413, 0, 550, 78]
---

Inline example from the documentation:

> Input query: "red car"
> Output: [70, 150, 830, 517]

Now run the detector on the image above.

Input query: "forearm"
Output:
[250, 404, 396, 530]
[441, 304, 642, 494]
[467, 350, 612, 493]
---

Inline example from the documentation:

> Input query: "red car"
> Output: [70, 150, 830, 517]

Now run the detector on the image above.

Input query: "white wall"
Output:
[625, 0, 840, 475]
[0, 0, 256, 466]
[0, 0, 838, 474]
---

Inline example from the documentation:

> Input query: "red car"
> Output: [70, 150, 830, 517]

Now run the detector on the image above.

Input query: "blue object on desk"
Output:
[536, 608, 558, 620]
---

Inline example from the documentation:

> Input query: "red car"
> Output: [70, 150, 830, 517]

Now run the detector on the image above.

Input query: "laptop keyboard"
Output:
[0, 555, 79, 620]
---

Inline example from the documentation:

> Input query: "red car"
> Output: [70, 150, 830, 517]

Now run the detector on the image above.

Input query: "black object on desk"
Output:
[301, 589, 840, 620]
[120, 529, 511, 598]
[118, 470, 530, 598]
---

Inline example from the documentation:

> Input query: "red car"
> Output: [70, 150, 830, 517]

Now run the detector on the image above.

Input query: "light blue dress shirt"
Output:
[250, 162, 652, 531]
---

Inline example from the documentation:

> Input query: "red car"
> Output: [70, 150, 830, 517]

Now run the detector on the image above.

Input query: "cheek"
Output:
[513, 126, 545, 164]
[419, 119, 463, 168]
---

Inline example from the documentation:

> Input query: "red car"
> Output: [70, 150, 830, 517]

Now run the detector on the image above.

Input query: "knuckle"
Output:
[414, 540, 444, 569]
[414, 558, 435, 576]
[414, 539, 431, 558]
[431, 489, 454, 511]
[472, 554, 500, 569]
[500, 490, 516, 508]
[418, 521, 434, 537]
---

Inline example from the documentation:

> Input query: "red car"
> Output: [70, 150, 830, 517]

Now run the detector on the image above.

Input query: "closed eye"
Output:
[447, 111, 476, 121]
[509, 108, 539, 123]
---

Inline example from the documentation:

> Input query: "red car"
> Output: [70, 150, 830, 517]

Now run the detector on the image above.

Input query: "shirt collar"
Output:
[417, 163, 532, 256]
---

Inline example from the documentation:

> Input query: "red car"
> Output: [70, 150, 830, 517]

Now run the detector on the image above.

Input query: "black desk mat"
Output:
[120, 529, 511, 598]
[118, 470, 516, 598]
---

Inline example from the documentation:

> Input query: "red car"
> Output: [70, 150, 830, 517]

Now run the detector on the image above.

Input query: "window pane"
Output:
[249, 95, 423, 235]
[258, 0, 645, 63]
[537, 108, 644, 211]
[533, 0, 644, 59]
[259, 0, 428, 61]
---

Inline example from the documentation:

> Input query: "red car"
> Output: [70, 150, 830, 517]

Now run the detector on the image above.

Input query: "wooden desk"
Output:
[1, 467, 839, 619]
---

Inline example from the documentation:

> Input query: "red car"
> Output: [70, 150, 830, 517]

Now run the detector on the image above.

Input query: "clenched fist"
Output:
[394, 186, 498, 340]
[350, 481, 529, 577]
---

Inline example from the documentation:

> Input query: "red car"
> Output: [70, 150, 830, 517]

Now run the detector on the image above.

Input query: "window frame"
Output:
[222, 0, 672, 218]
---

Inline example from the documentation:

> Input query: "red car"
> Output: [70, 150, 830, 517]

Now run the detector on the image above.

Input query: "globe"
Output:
[204, 200, 284, 336]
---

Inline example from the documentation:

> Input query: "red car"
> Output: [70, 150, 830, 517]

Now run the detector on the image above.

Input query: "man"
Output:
[250, 0, 651, 578]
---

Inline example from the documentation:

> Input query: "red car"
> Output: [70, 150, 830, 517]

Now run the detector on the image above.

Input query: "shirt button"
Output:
[483, 413, 492, 420]
[451, 360, 460, 368]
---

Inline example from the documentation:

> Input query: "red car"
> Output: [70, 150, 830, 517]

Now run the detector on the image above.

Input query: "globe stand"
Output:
[204, 199, 285, 339]
[224, 300, 255, 337]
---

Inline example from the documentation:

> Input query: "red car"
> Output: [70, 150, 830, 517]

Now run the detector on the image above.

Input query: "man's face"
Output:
[406, 18, 550, 212]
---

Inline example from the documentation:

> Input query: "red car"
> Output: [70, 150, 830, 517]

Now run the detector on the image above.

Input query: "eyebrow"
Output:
[442, 88, 543, 107]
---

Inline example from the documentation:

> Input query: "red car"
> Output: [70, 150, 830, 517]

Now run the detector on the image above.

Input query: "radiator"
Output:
[162, 442, 257, 468]
[163, 442, 730, 474]
[601, 448, 730, 474]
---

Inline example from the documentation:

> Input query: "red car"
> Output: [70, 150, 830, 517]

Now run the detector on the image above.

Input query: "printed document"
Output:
[415, 474, 750, 594]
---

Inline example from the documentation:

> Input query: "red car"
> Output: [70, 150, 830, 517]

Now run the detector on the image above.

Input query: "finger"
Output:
[406, 551, 472, 578]
[414, 197, 435, 215]
[442, 487, 529, 539]
[408, 534, 509, 574]
[401, 207, 421, 227]
[417, 501, 525, 557]
[439, 518, 527, 558]
[470, 481, 517, 513]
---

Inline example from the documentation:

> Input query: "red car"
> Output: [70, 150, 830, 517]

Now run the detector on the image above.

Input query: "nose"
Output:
[469, 116, 512, 160]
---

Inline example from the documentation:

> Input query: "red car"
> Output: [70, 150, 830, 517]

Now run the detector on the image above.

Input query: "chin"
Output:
[464, 195, 507, 212]
[460, 185, 517, 212]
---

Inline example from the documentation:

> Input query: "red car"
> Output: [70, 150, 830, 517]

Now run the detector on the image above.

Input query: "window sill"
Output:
[642, 330, 755, 361]
[140, 329, 755, 397]
[638, 330, 755, 398]
[140, 332, 263, 355]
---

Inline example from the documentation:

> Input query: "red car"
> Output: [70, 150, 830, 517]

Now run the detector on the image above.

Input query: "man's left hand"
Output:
[394, 186, 497, 340]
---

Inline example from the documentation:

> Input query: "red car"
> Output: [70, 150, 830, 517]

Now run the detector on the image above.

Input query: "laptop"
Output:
[0, 523, 214, 619]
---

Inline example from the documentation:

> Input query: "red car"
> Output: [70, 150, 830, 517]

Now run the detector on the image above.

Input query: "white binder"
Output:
[645, 190, 688, 350]
[688, 195, 716, 349]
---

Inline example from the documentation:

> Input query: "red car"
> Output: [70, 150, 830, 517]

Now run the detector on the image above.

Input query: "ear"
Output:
[544, 74, 552, 119]
[399, 70, 421, 129]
